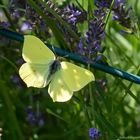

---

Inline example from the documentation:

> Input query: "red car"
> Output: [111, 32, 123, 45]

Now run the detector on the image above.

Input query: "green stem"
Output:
[1, 83, 24, 140]
[0, 55, 17, 71]
[88, 0, 94, 19]
[84, 103, 92, 127]
[75, 0, 85, 11]
[120, 80, 140, 105]
[104, 0, 115, 30]
[120, 67, 140, 105]
[80, 89, 92, 127]
[89, 82, 95, 125]
[106, 33, 138, 68]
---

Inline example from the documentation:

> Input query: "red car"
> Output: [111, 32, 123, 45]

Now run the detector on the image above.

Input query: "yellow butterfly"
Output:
[19, 35, 94, 102]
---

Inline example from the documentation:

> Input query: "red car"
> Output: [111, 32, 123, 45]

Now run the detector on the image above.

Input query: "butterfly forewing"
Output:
[23, 35, 55, 64]
[48, 61, 94, 102]
[60, 62, 94, 91]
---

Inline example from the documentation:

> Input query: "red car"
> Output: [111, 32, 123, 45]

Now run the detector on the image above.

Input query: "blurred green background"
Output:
[0, 0, 140, 140]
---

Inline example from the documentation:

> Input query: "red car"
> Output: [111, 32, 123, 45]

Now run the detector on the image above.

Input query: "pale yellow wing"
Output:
[48, 70, 73, 102]
[23, 35, 55, 64]
[61, 61, 94, 91]
[48, 62, 94, 102]
[19, 63, 50, 88]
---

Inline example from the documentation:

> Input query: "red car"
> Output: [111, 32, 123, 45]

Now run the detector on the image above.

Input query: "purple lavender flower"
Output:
[94, 0, 113, 8]
[77, 38, 85, 55]
[9, 0, 25, 20]
[113, 2, 135, 31]
[89, 128, 101, 140]
[94, 0, 136, 33]
[20, 21, 32, 32]
[86, 18, 105, 47]
[62, 4, 87, 25]
[25, 0, 62, 36]
[77, 8, 105, 62]
[0, 21, 11, 28]
[26, 107, 36, 125]
[18, 1, 86, 47]
[25, 106, 45, 127]
[26, 0, 61, 26]
[114, 0, 124, 8]
[58, 4, 87, 47]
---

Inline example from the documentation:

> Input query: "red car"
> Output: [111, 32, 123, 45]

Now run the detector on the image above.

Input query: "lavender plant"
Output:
[89, 128, 101, 140]
[25, 106, 45, 126]
[0, 0, 139, 140]
[77, 8, 106, 62]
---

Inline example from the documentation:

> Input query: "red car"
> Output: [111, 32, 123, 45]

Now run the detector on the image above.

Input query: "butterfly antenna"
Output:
[63, 54, 69, 58]
[51, 45, 69, 59]
[49, 44, 69, 59]
[51, 45, 57, 56]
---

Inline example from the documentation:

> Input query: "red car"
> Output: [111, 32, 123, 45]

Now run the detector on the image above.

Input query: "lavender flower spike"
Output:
[77, 8, 105, 62]
[89, 128, 101, 140]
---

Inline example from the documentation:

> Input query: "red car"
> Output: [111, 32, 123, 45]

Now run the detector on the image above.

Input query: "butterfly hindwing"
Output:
[19, 63, 50, 88]
[48, 70, 73, 102]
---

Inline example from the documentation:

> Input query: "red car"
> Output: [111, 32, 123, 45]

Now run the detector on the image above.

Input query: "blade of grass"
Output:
[46, 108, 68, 123]
[119, 79, 140, 105]
[0, 55, 17, 71]
[0, 81, 24, 140]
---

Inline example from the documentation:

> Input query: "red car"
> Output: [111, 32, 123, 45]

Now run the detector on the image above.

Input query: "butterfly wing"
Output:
[19, 35, 55, 88]
[48, 62, 94, 102]
[19, 35, 94, 100]
[23, 35, 55, 63]
[48, 70, 73, 102]
[61, 62, 94, 91]
[19, 63, 50, 88]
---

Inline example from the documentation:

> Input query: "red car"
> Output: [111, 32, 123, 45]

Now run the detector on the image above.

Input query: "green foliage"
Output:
[0, 0, 140, 140]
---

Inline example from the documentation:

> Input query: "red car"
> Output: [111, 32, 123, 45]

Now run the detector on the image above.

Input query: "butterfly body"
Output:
[19, 35, 95, 102]
[47, 59, 61, 81]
